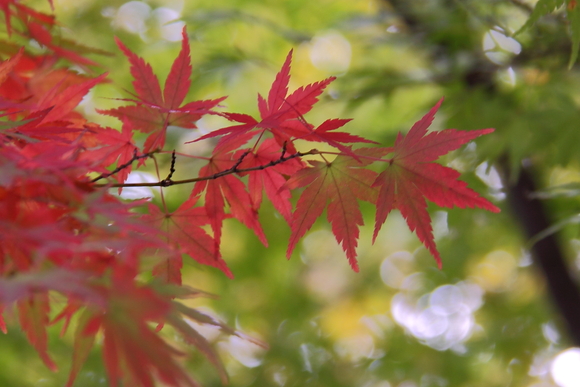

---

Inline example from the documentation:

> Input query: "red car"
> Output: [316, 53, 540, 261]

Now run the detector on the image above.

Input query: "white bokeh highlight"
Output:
[116, 171, 159, 200]
[483, 28, 521, 65]
[390, 281, 484, 351]
[551, 348, 580, 387]
[309, 31, 352, 74]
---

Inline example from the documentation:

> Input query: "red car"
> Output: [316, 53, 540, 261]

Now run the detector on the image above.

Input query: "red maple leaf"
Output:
[0, 47, 23, 85]
[237, 138, 305, 223]
[193, 50, 373, 155]
[62, 280, 243, 387]
[35, 72, 108, 123]
[99, 27, 224, 153]
[67, 281, 200, 387]
[143, 195, 232, 282]
[26, 20, 101, 68]
[193, 144, 267, 252]
[285, 147, 390, 271]
[79, 124, 139, 184]
[0, 49, 107, 122]
[0, 1, 55, 37]
[17, 293, 57, 371]
[372, 98, 500, 268]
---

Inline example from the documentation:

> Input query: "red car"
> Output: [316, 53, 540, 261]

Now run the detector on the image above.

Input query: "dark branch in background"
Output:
[508, 0, 533, 13]
[93, 148, 316, 189]
[386, 0, 580, 346]
[502, 161, 580, 346]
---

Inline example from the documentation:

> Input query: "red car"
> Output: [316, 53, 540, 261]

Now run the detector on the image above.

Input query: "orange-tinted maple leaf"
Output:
[372, 98, 500, 268]
[286, 147, 390, 271]
[35, 72, 108, 123]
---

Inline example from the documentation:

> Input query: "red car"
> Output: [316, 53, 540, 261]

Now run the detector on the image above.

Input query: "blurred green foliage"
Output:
[4, 0, 580, 386]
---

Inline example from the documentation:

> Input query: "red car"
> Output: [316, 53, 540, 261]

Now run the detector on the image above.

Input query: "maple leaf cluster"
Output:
[0, 1, 499, 386]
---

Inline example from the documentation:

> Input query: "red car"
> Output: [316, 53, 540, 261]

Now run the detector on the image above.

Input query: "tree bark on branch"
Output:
[503, 163, 580, 346]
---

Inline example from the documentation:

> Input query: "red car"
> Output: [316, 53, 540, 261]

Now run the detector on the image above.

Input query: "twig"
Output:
[94, 149, 316, 188]
[160, 150, 177, 186]
[91, 149, 157, 183]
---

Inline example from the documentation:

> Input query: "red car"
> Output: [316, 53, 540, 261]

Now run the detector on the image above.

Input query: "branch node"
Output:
[163, 150, 177, 182]
[91, 149, 155, 183]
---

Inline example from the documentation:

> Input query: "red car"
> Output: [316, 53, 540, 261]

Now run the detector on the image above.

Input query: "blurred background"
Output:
[3, 0, 580, 386]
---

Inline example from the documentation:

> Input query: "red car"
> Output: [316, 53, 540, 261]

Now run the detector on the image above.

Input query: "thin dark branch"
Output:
[160, 150, 177, 186]
[229, 150, 251, 172]
[94, 149, 317, 188]
[281, 141, 288, 158]
[91, 149, 157, 183]
[509, 0, 533, 13]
